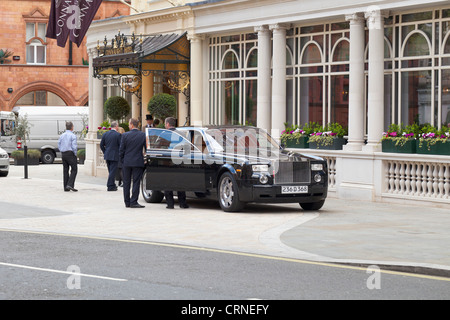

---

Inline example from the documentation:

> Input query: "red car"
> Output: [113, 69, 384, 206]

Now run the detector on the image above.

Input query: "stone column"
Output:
[92, 75, 104, 136]
[344, 13, 366, 151]
[269, 23, 290, 139]
[141, 72, 153, 127]
[255, 25, 271, 133]
[188, 33, 205, 126]
[84, 48, 96, 175]
[363, 9, 389, 152]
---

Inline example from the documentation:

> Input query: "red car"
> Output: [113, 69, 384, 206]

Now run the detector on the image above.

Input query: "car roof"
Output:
[177, 125, 259, 130]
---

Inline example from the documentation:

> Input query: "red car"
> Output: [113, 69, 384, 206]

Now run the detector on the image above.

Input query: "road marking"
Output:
[0, 262, 127, 282]
[1, 228, 449, 282]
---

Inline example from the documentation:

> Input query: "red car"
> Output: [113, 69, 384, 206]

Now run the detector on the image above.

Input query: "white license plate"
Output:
[281, 186, 308, 194]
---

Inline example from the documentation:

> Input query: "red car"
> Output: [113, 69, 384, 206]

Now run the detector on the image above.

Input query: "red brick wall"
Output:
[0, 0, 130, 111]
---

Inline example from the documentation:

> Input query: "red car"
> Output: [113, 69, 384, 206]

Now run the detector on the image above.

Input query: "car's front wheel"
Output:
[141, 171, 164, 203]
[218, 172, 245, 212]
[300, 199, 325, 211]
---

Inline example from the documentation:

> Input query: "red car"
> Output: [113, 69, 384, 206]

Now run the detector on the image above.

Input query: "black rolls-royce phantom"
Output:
[141, 126, 328, 212]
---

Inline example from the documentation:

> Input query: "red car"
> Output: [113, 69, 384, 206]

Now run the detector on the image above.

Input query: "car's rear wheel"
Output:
[141, 171, 164, 203]
[300, 199, 325, 211]
[218, 172, 244, 212]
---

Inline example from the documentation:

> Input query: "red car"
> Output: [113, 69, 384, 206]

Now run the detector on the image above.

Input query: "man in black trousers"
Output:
[58, 121, 78, 192]
[100, 121, 122, 191]
[119, 118, 147, 208]
[163, 117, 189, 209]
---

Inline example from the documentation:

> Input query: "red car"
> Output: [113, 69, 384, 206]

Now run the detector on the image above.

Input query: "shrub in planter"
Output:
[381, 123, 419, 153]
[417, 126, 450, 155]
[308, 123, 347, 150]
[11, 149, 41, 165]
[104, 96, 131, 122]
[281, 122, 320, 148]
[147, 93, 177, 121]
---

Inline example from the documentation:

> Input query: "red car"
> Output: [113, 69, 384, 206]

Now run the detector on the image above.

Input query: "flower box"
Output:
[381, 139, 416, 153]
[416, 140, 450, 155]
[309, 137, 347, 150]
[284, 136, 309, 148]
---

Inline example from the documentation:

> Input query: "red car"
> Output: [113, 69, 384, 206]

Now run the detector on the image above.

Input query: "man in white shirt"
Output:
[58, 121, 78, 192]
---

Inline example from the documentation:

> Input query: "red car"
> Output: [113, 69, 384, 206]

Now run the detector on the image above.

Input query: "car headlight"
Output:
[0, 153, 8, 159]
[311, 163, 323, 171]
[252, 164, 269, 172]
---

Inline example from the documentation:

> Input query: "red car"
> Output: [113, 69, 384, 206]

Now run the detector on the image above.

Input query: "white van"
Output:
[11, 106, 89, 164]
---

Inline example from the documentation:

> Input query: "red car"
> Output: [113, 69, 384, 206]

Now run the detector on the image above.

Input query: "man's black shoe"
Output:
[66, 186, 78, 192]
[179, 203, 189, 209]
[166, 205, 174, 209]
[130, 203, 145, 208]
[64, 188, 70, 192]
[108, 187, 118, 191]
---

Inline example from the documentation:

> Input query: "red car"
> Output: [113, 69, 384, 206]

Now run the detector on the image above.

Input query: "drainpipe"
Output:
[68, 41, 73, 65]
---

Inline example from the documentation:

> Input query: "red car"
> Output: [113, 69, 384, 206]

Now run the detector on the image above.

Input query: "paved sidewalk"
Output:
[1, 163, 449, 277]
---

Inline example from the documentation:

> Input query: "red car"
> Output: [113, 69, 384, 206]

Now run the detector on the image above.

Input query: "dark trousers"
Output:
[122, 166, 144, 207]
[62, 151, 78, 189]
[164, 191, 187, 207]
[106, 160, 119, 190]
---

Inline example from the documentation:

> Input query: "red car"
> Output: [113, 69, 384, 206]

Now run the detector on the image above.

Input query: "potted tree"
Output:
[147, 93, 177, 124]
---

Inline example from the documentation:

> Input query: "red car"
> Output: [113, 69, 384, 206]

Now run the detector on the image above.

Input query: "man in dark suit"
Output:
[145, 114, 154, 129]
[163, 117, 189, 209]
[119, 118, 147, 208]
[100, 121, 122, 191]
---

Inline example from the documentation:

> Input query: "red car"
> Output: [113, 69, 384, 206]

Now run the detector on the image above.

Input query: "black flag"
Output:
[47, 0, 103, 48]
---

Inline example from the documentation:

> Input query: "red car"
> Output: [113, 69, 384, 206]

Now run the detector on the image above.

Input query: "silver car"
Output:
[0, 147, 10, 177]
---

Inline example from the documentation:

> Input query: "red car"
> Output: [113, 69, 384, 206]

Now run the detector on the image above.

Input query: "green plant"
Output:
[280, 122, 321, 144]
[77, 149, 85, 158]
[0, 49, 13, 64]
[104, 96, 130, 122]
[119, 122, 129, 132]
[147, 93, 177, 121]
[418, 125, 450, 150]
[307, 123, 347, 147]
[382, 123, 419, 147]
[98, 120, 111, 134]
[11, 149, 41, 159]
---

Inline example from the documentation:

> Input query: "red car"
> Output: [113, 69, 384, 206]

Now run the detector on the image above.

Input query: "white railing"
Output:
[384, 159, 450, 200]
[289, 147, 450, 205]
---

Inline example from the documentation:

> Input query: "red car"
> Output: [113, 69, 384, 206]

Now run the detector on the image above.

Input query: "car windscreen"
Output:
[204, 127, 280, 156]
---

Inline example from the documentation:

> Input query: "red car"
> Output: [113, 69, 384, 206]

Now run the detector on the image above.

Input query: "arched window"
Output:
[26, 22, 46, 64]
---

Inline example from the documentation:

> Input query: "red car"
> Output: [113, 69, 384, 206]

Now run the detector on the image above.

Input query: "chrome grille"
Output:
[274, 161, 310, 184]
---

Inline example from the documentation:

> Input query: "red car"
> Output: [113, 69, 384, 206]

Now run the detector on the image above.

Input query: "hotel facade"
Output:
[85, 0, 450, 207]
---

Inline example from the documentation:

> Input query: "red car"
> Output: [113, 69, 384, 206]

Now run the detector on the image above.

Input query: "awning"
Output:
[93, 32, 189, 77]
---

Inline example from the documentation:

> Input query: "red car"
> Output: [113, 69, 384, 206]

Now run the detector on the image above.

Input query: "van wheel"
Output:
[41, 150, 55, 164]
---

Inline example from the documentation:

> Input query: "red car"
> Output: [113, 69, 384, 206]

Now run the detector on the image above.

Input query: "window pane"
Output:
[401, 70, 431, 125]
[38, 23, 46, 41]
[442, 70, 450, 126]
[302, 44, 322, 64]
[36, 91, 46, 105]
[300, 76, 323, 126]
[404, 33, 430, 56]
[223, 51, 239, 69]
[26, 23, 35, 41]
[222, 80, 240, 125]
[47, 92, 66, 106]
[26, 45, 34, 63]
[36, 45, 45, 63]
[16, 92, 34, 105]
